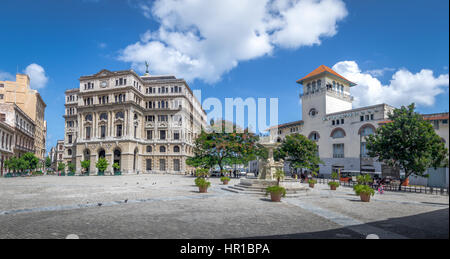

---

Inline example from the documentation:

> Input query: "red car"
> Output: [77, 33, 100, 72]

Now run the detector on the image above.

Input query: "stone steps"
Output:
[221, 184, 310, 198]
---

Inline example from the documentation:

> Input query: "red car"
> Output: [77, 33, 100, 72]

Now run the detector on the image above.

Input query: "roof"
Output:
[297, 65, 357, 86]
[267, 120, 304, 131]
[379, 112, 449, 125]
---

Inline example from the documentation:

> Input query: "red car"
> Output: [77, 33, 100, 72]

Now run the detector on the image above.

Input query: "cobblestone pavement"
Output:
[0, 175, 448, 239]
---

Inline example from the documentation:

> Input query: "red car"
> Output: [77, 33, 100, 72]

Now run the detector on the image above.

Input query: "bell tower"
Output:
[297, 65, 356, 123]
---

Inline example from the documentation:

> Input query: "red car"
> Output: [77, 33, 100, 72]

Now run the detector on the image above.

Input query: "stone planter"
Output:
[270, 192, 283, 202]
[114, 171, 122, 176]
[98, 171, 105, 176]
[309, 183, 315, 188]
[360, 193, 371, 202]
[330, 185, 337, 191]
[222, 180, 229, 185]
[199, 186, 208, 193]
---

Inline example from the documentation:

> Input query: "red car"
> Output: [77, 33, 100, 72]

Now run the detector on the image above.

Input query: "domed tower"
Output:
[297, 65, 356, 124]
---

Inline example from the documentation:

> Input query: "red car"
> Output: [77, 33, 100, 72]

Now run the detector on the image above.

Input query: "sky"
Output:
[0, 0, 448, 152]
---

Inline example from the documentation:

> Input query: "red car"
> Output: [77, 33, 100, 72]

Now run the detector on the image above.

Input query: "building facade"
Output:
[264, 65, 449, 177]
[0, 117, 15, 176]
[62, 69, 207, 175]
[0, 74, 47, 162]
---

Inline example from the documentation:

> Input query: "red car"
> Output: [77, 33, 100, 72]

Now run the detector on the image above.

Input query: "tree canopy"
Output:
[275, 134, 322, 173]
[366, 104, 449, 187]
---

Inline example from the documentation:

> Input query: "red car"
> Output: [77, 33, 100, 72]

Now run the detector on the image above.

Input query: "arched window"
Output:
[134, 113, 138, 120]
[115, 112, 124, 119]
[100, 113, 108, 120]
[309, 109, 318, 118]
[160, 146, 166, 153]
[359, 124, 376, 136]
[85, 114, 93, 122]
[68, 149, 72, 156]
[174, 146, 180, 153]
[309, 132, 320, 141]
[331, 128, 346, 139]
[146, 146, 152, 153]
[312, 81, 316, 93]
[307, 83, 311, 94]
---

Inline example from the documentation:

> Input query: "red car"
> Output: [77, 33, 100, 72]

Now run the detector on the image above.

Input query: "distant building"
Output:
[61, 69, 207, 174]
[0, 74, 47, 162]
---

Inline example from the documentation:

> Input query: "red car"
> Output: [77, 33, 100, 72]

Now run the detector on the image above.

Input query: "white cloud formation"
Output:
[120, 0, 348, 83]
[23, 63, 49, 89]
[333, 61, 449, 108]
[0, 71, 15, 81]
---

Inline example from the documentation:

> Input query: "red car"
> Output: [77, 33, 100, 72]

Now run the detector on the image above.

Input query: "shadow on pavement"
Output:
[244, 208, 449, 239]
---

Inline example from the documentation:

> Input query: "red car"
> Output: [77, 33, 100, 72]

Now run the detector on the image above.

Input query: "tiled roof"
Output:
[378, 113, 449, 125]
[297, 65, 356, 86]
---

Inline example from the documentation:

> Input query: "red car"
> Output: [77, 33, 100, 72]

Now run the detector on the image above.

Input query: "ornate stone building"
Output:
[62, 69, 207, 175]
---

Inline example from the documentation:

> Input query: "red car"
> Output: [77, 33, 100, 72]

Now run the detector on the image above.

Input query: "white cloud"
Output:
[0, 71, 15, 81]
[333, 61, 449, 108]
[120, 0, 348, 83]
[23, 63, 49, 89]
[365, 67, 395, 77]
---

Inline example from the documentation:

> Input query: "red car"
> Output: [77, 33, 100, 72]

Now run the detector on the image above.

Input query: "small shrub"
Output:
[195, 177, 211, 188]
[266, 186, 287, 197]
[308, 179, 317, 184]
[196, 168, 210, 178]
[220, 176, 231, 182]
[328, 181, 340, 188]
[354, 184, 375, 196]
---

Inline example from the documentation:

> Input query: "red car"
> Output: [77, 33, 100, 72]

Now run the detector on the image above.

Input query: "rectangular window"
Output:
[160, 130, 166, 140]
[370, 114, 374, 120]
[174, 132, 180, 140]
[0, 94, 4, 99]
[361, 142, 369, 158]
[333, 144, 344, 158]
[146, 159, 152, 171]
[443, 120, 448, 125]
[360, 116, 364, 122]
[86, 127, 91, 140]
[332, 120, 335, 126]
[159, 159, 166, 171]
[68, 134, 73, 144]
[173, 159, 180, 171]
[341, 119, 345, 125]
[100, 125, 106, 138]
[116, 125, 123, 137]
[147, 130, 153, 140]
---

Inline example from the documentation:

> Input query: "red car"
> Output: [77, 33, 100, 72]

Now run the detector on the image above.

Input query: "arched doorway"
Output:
[98, 149, 106, 159]
[83, 149, 91, 161]
[114, 149, 121, 171]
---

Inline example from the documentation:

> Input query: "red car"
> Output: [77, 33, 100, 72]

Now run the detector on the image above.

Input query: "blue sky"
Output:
[0, 0, 448, 152]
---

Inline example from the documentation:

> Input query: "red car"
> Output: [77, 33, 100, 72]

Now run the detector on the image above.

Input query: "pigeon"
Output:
[98, 203, 102, 207]
[124, 199, 128, 203]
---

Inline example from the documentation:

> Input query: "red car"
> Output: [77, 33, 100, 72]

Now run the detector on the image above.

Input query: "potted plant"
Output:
[220, 176, 231, 185]
[81, 160, 90, 176]
[308, 179, 317, 188]
[113, 163, 121, 176]
[96, 158, 109, 176]
[58, 162, 66, 176]
[195, 177, 211, 193]
[354, 184, 375, 202]
[67, 163, 76, 176]
[266, 185, 286, 202]
[328, 172, 340, 190]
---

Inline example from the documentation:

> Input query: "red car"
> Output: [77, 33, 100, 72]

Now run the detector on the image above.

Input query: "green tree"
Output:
[190, 128, 266, 172]
[57, 162, 66, 173]
[45, 156, 52, 168]
[366, 104, 449, 189]
[67, 162, 76, 173]
[81, 160, 91, 174]
[96, 158, 109, 173]
[275, 134, 323, 173]
[22, 152, 39, 171]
